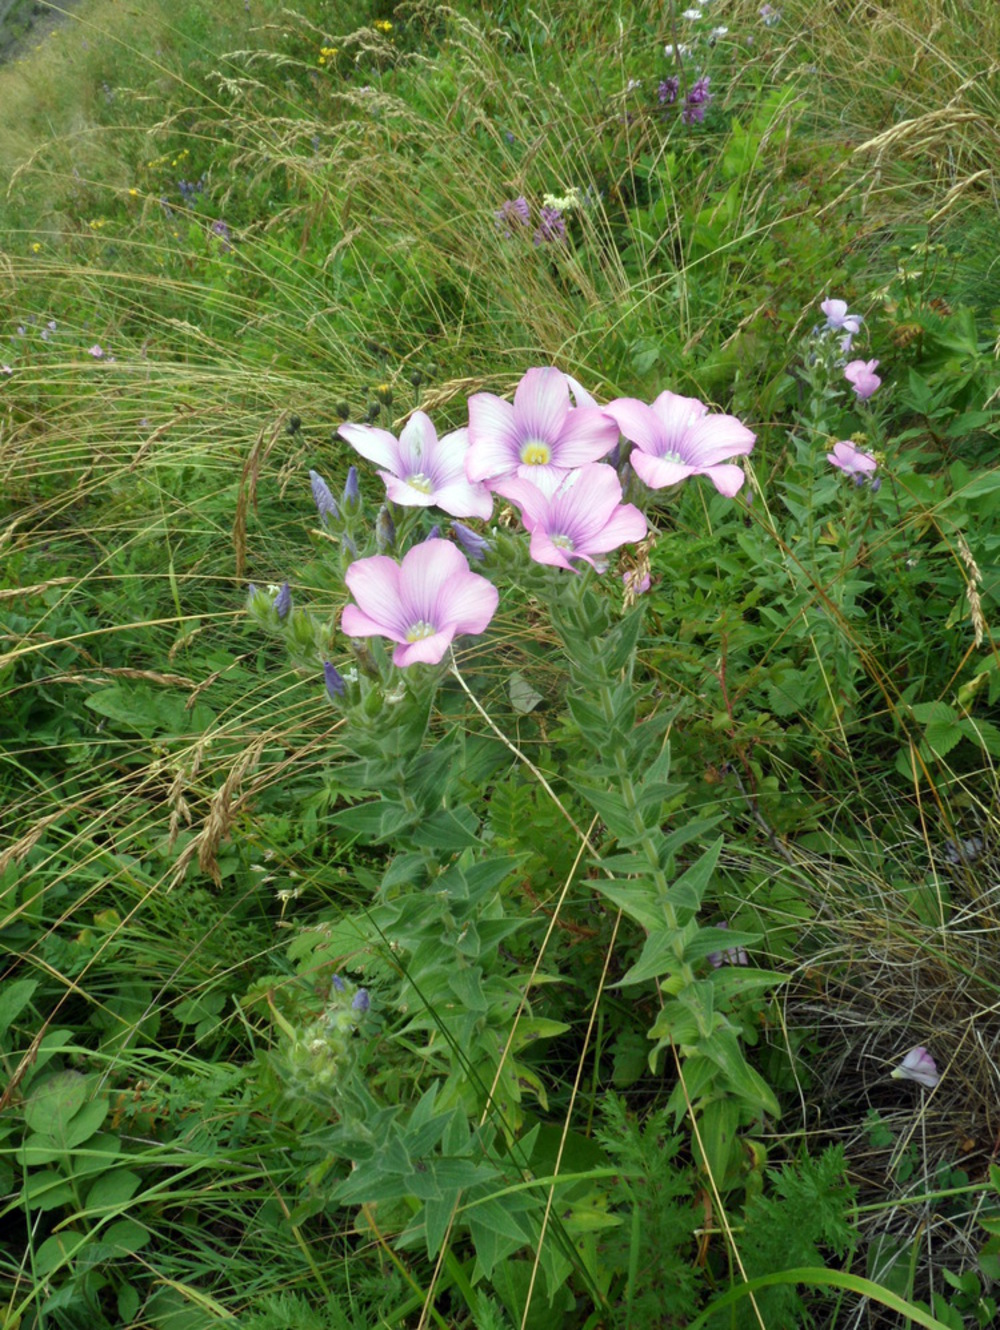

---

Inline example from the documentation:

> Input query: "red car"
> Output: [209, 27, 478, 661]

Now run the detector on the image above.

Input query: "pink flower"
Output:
[492, 463, 646, 572]
[891, 1046, 939, 1090]
[827, 440, 877, 477]
[339, 410, 492, 519]
[466, 367, 618, 490]
[844, 359, 881, 400]
[604, 390, 755, 497]
[707, 922, 750, 969]
[87, 344, 105, 358]
[341, 539, 498, 667]
[820, 298, 862, 335]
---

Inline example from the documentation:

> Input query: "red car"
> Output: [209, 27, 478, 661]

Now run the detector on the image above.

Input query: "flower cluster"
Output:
[493, 193, 581, 247]
[316, 367, 755, 669]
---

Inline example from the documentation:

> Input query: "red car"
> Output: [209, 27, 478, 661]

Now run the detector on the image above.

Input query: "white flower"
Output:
[682, 8, 703, 18]
[664, 42, 693, 58]
[891, 1046, 940, 1090]
[711, 26, 729, 37]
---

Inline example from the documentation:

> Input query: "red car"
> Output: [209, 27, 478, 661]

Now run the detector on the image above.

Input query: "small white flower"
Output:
[891, 1046, 940, 1090]
[682, 8, 702, 18]
[664, 42, 693, 58]
[711, 26, 729, 37]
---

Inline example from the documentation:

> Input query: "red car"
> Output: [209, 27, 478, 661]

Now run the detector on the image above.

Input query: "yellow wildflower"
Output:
[31, 242, 42, 253]
[374, 19, 393, 33]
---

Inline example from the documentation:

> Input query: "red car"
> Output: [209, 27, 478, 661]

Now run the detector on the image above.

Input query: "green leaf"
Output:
[24, 1071, 88, 1135]
[0, 978, 38, 1038]
[666, 838, 724, 915]
[410, 807, 482, 851]
[698, 1031, 779, 1116]
[508, 672, 543, 714]
[86, 1168, 143, 1213]
[103, 1217, 151, 1255]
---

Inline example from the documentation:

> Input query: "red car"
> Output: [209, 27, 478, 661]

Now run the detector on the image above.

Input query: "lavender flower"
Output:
[821, 298, 863, 335]
[452, 521, 491, 562]
[759, 4, 781, 26]
[331, 974, 346, 992]
[682, 76, 713, 125]
[352, 989, 370, 1013]
[658, 77, 680, 105]
[533, 206, 566, 246]
[87, 344, 104, 358]
[844, 359, 882, 400]
[309, 469, 340, 524]
[273, 582, 292, 619]
[343, 465, 360, 510]
[323, 661, 346, 699]
[827, 440, 877, 479]
[211, 219, 232, 251]
[494, 196, 531, 238]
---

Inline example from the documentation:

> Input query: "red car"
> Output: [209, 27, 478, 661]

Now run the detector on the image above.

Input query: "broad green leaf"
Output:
[103, 1217, 151, 1255]
[23, 1170, 76, 1211]
[23, 1071, 87, 1136]
[0, 978, 37, 1038]
[410, 807, 482, 851]
[86, 1168, 143, 1213]
[699, 1030, 779, 1116]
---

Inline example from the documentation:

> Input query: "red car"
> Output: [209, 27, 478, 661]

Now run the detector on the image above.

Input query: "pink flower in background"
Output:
[492, 463, 646, 572]
[820, 298, 862, 335]
[891, 1046, 939, 1090]
[844, 358, 881, 400]
[605, 390, 755, 497]
[339, 410, 492, 519]
[341, 539, 498, 666]
[827, 440, 877, 477]
[87, 344, 105, 358]
[466, 367, 618, 490]
[707, 922, 750, 969]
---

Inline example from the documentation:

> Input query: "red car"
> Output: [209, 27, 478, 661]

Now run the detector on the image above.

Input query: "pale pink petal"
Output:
[603, 397, 663, 455]
[431, 477, 494, 519]
[433, 569, 499, 633]
[580, 502, 647, 551]
[649, 390, 708, 441]
[630, 451, 694, 490]
[491, 475, 553, 529]
[394, 629, 456, 667]
[343, 555, 408, 638]
[548, 463, 625, 542]
[396, 411, 438, 475]
[527, 529, 577, 571]
[683, 415, 756, 467]
[551, 407, 619, 466]
[381, 473, 438, 507]
[338, 422, 402, 471]
[466, 393, 520, 481]
[513, 367, 570, 443]
[342, 602, 405, 643]
[563, 372, 599, 408]
[703, 463, 747, 497]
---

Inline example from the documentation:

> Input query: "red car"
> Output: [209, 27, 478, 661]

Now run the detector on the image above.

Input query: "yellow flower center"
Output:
[520, 441, 552, 466]
[406, 473, 433, 494]
[405, 620, 436, 643]
[551, 534, 573, 551]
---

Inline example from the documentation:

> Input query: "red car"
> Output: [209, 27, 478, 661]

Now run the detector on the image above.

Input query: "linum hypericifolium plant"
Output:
[245, 364, 786, 1287]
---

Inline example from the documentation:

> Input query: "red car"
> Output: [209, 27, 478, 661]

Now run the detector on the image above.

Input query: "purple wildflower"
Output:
[682, 76, 713, 125]
[1, 365, 13, 376]
[491, 463, 646, 573]
[273, 582, 292, 619]
[821, 298, 863, 335]
[339, 410, 493, 518]
[352, 989, 370, 1013]
[452, 521, 491, 562]
[323, 661, 346, 699]
[211, 219, 232, 251]
[309, 469, 340, 524]
[827, 440, 877, 478]
[533, 206, 566, 246]
[844, 359, 882, 400]
[605, 390, 755, 497]
[658, 77, 680, 105]
[759, 4, 781, 26]
[494, 196, 531, 238]
[331, 974, 346, 992]
[87, 344, 104, 358]
[343, 465, 360, 510]
[466, 366, 618, 490]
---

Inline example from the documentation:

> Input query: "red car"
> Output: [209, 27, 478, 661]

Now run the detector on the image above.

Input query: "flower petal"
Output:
[513, 366, 571, 444]
[338, 422, 402, 471]
[466, 392, 520, 481]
